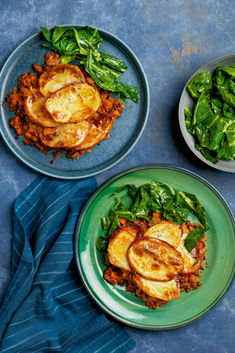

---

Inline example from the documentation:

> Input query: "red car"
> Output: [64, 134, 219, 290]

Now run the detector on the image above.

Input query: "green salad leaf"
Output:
[185, 65, 235, 163]
[187, 72, 212, 99]
[40, 26, 139, 103]
[96, 181, 209, 253]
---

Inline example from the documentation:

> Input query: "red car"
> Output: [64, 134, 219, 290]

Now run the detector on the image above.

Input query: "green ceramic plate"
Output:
[75, 165, 235, 330]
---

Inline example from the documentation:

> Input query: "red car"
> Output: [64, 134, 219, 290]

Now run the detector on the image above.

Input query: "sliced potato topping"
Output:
[144, 221, 181, 248]
[39, 64, 85, 97]
[24, 90, 59, 127]
[108, 227, 139, 272]
[128, 237, 184, 281]
[75, 116, 113, 150]
[45, 83, 100, 123]
[133, 273, 180, 301]
[39, 120, 90, 148]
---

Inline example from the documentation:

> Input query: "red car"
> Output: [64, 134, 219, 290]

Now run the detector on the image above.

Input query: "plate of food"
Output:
[75, 165, 235, 329]
[0, 25, 149, 179]
[178, 54, 235, 173]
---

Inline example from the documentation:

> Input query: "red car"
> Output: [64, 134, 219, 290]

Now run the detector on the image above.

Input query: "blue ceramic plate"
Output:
[0, 26, 149, 179]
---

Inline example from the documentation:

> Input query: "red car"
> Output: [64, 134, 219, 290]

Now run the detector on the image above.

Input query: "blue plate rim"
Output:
[0, 25, 150, 180]
[74, 164, 235, 330]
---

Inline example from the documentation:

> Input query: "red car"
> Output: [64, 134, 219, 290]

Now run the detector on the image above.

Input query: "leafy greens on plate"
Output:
[40, 26, 139, 103]
[96, 181, 209, 253]
[185, 65, 235, 164]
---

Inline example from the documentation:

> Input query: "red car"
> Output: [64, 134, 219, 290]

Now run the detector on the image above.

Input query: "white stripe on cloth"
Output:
[110, 337, 133, 353]
[17, 284, 82, 318]
[2, 267, 35, 316]
[19, 181, 60, 221]
[9, 295, 89, 327]
[5, 307, 95, 352]
[15, 179, 45, 212]
[95, 332, 123, 353]
[16, 309, 96, 353]
[79, 324, 118, 353]
[24, 184, 72, 230]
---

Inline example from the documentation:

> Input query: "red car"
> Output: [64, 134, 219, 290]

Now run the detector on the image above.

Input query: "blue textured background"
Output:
[0, 1, 234, 352]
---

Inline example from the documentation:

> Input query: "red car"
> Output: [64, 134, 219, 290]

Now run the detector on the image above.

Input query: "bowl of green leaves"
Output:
[179, 54, 235, 172]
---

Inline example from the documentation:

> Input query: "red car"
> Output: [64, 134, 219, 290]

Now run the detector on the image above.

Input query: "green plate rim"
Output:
[74, 164, 235, 330]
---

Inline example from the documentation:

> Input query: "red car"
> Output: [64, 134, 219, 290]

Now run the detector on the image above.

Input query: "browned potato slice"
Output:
[39, 120, 90, 149]
[128, 237, 184, 281]
[45, 83, 100, 123]
[144, 221, 182, 248]
[24, 90, 59, 127]
[133, 273, 180, 301]
[107, 227, 139, 271]
[177, 232, 200, 273]
[76, 116, 113, 150]
[39, 64, 85, 97]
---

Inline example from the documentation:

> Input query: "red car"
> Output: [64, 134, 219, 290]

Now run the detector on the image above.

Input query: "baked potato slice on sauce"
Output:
[39, 120, 90, 149]
[133, 273, 180, 301]
[45, 83, 100, 123]
[107, 227, 139, 272]
[144, 221, 181, 248]
[75, 116, 114, 151]
[128, 237, 184, 281]
[39, 64, 85, 97]
[24, 90, 59, 128]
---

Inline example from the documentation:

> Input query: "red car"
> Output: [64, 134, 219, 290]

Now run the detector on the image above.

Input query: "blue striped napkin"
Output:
[0, 176, 135, 353]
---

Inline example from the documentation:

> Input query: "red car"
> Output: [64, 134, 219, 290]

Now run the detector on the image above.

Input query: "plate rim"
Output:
[74, 164, 235, 330]
[0, 25, 150, 179]
[178, 53, 235, 173]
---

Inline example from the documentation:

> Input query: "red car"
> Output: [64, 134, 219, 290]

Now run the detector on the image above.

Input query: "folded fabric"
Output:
[0, 176, 135, 353]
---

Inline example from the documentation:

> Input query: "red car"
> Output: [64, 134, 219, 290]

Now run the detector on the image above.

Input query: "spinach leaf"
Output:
[40, 27, 52, 42]
[211, 98, 223, 114]
[184, 108, 194, 133]
[222, 103, 235, 120]
[97, 181, 209, 254]
[100, 52, 127, 73]
[52, 26, 67, 43]
[101, 217, 111, 230]
[114, 198, 135, 221]
[186, 65, 235, 163]
[192, 90, 213, 125]
[108, 209, 120, 236]
[216, 66, 235, 78]
[187, 72, 212, 99]
[195, 143, 218, 164]
[216, 84, 235, 108]
[96, 236, 108, 252]
[184, 227, 205, 252]
[40, 26, 139, 103]
[74, 26, 103, 55]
